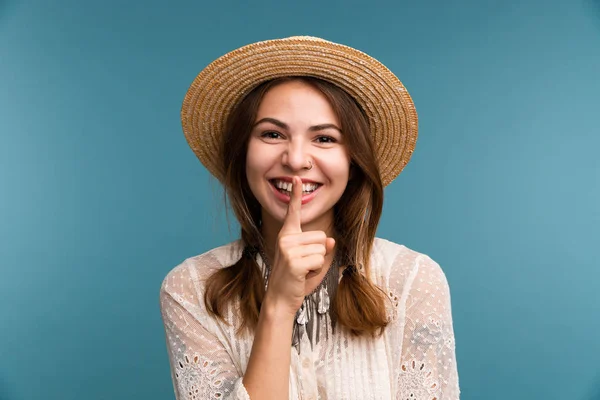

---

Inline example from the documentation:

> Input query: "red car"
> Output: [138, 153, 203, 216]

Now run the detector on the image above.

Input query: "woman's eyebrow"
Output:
[309, 123, 342, 133]
[254, 117, 288, 130]
[253, 118, 342, 133]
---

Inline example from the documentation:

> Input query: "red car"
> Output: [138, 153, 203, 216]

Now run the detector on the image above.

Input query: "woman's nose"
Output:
[282, 141, 311, 171]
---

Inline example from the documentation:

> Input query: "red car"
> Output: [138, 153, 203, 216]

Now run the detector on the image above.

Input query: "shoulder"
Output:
[159, 241, 247, 345]
[160, 239, 244, 299]
[369, 237, 423, 282]
[370, 237, 449, 295]
[371, 238, 453, 328]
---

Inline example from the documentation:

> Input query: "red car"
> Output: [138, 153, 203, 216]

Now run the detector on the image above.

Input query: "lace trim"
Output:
[174, 354, 227, 399]
[397, 359, 440, 400]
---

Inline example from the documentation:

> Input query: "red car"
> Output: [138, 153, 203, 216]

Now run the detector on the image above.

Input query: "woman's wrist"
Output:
[261, 295, 298, 325]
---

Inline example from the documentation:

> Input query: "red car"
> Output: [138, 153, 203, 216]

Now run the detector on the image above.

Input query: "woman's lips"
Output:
[269, 180, 322, 205]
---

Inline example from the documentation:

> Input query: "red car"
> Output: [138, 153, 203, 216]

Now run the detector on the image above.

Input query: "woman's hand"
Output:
[263, 175, 336, 318]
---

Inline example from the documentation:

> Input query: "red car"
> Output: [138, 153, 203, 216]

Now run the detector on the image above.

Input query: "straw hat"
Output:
[181, 36, 418, 187]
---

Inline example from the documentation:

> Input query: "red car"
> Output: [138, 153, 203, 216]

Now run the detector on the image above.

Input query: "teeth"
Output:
[273, 180, 319, 193]
[302, 183, 318, 192]
[275, 181, 291, 191]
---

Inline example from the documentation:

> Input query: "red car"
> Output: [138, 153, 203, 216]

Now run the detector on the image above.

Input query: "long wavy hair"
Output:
[203, 76, 389, 336]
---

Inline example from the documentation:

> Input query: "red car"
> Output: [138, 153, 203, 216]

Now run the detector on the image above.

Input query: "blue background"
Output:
[1, 0, 599, 399]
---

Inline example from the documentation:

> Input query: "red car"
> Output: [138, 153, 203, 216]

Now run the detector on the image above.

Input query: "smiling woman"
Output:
[159, 36, 460, 400]
[246, 79, 352, 233]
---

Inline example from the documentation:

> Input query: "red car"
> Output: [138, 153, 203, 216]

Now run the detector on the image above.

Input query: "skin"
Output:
[242, 80, 351, 399]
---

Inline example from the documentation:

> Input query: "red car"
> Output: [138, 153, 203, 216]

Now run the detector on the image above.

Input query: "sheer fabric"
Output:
[159, 237, 460, 399]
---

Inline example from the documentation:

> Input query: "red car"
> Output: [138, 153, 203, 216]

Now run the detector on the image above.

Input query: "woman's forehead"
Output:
[255, 81, 340, 126]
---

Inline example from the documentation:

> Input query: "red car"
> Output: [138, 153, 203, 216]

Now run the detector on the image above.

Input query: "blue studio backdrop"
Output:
[1, 0, 599, 399]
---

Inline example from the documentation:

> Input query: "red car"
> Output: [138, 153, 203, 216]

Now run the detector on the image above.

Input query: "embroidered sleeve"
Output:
[396, 255, 460, 400]
[159, 264, 250, 400]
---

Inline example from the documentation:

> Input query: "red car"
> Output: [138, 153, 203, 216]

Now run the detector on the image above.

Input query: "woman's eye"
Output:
[260, 131, 282, 139]
[316, 136, 337, 144]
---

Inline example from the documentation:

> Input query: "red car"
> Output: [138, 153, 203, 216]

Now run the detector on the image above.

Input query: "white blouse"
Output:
[159, 237, 460, 399]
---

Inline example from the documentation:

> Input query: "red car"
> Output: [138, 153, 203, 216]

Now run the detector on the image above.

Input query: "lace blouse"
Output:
[159, 237, 460, 399]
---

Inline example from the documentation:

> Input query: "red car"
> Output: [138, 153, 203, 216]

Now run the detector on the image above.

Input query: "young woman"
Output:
[160, 36, 460, 400]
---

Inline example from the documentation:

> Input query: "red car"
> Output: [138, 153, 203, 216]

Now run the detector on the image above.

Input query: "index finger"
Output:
[280, 176, 302, 234]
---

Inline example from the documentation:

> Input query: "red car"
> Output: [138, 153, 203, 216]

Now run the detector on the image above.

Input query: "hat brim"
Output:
[181, 36, 418, 187]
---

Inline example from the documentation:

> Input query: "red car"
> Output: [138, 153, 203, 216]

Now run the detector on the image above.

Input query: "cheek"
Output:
[324, 153, 351, 182]
[245, 143, 273, 192]
[246, 154, 267, 177]
[245, 141, 262, 174]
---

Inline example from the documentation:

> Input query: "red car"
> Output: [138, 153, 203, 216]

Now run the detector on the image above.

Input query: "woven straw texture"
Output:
[181, 36, 418, 187]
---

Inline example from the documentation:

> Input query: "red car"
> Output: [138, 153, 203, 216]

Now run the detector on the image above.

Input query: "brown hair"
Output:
[203, 76, 389, 336]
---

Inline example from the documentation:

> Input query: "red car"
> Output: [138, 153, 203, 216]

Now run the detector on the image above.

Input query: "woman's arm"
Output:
[242, 299, 295, 399]
[395, 254, 461, 399]
[160, 265, 250, 400]
[243, 176, 335, 400]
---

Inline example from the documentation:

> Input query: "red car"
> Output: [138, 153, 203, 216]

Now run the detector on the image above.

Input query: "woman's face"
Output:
[245, 80, 351, 231]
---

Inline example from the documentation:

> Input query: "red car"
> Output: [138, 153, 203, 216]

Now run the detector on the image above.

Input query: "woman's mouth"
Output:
[268, 179, 322, 205]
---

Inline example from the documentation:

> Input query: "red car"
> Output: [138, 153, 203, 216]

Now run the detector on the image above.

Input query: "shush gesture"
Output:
[264, 176, 336, 318]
